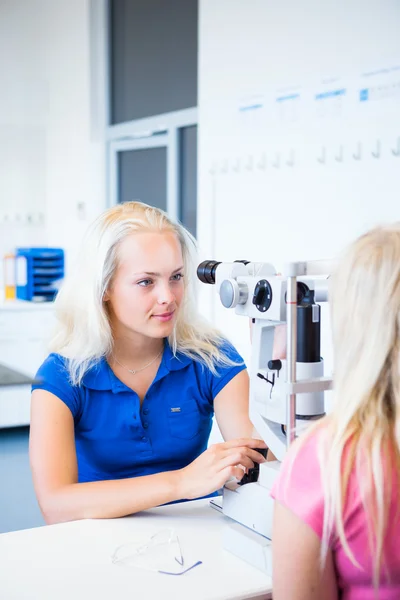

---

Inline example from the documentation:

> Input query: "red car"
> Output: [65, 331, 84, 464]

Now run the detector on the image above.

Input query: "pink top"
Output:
[271, 429, 400, 600]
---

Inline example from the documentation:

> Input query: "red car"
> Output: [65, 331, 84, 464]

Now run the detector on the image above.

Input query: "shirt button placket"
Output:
[141, 396, 150, 442]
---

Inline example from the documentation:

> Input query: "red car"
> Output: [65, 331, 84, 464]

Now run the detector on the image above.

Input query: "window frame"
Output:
[106, 108, 198, 221]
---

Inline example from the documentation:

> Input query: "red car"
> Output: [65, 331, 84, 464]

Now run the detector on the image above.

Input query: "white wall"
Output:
[197, 0, 400, 369]
[0, 0, 107, 277]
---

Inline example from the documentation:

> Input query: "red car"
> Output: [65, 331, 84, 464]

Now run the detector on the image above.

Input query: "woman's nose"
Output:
[157, 282, 175, 305]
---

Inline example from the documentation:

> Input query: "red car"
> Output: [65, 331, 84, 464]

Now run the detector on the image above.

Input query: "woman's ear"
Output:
[103, 289, 110, 302]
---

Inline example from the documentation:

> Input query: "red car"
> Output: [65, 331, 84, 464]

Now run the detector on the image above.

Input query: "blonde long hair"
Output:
[50, 202, 233, 384]
[319, 224, 400, 586]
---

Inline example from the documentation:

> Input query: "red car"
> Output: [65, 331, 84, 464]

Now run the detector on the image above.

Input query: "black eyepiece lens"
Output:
[284, 282, 310, 305]
[296, 282, 309, 303]
[197, 260, 221, 284]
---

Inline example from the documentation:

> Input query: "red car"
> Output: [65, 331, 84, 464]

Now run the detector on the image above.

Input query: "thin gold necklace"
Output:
[113, 348, 163, 375]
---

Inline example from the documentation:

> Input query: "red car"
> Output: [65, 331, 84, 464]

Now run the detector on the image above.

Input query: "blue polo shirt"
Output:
[32, 340, 245, 484]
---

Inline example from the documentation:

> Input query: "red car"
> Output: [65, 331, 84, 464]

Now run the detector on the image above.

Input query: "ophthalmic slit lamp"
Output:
[197, 258, 334, 574]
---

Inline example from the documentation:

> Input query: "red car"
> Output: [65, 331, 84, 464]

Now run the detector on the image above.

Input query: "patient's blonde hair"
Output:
[319, 224, 400, 586]
[50, 202, 234, 384]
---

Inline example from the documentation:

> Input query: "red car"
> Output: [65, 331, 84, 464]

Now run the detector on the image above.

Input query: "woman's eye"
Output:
[137, 279, 153, 287]
[171, 273, 184, 281]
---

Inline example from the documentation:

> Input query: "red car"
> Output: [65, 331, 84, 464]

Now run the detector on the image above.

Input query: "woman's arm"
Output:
[214, 370, 278, 460]
[215, 325, 287, 446]
[30, 389, 267, 524]
[216, 323, 287, 442]
[213, 370, 253, 440]
[272, 501, 338, 600]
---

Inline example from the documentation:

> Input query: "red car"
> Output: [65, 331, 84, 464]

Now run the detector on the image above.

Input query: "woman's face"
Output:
[105, 231, 185, 342]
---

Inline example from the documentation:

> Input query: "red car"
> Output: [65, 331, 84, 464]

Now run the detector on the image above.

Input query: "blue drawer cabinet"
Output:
[15, 248, 64, 302]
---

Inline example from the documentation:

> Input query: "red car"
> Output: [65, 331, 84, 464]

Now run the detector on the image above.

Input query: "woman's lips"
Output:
[152, 311, 175, 322]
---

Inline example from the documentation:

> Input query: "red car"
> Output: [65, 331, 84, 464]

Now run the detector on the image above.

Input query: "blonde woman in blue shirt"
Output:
[30, 201, 266, 524]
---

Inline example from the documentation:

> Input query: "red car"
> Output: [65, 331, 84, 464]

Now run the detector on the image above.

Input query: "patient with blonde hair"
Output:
[272, 224, 400, 600]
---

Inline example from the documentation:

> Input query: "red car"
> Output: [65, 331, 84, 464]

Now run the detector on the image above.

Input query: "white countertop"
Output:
[0, 499, 273, 600]
[0, 297, 55, 311]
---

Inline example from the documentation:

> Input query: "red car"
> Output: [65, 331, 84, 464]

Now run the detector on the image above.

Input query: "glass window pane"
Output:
[110, 0, 198, 124]
[118, 147, 167, 211]
[179, 125, 197, 238]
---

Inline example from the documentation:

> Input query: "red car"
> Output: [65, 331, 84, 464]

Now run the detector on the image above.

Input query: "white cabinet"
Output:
[0, 301, 55, 428]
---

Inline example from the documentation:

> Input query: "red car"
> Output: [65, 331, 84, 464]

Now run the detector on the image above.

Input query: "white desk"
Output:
[0, 499, 273, 600]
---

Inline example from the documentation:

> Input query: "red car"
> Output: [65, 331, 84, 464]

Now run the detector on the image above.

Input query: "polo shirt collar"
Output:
[163, 340, 192, 372]
[82, 339, 192, 391]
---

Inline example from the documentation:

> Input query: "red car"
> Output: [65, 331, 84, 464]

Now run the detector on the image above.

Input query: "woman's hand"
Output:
[176, 438, 267, 500]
